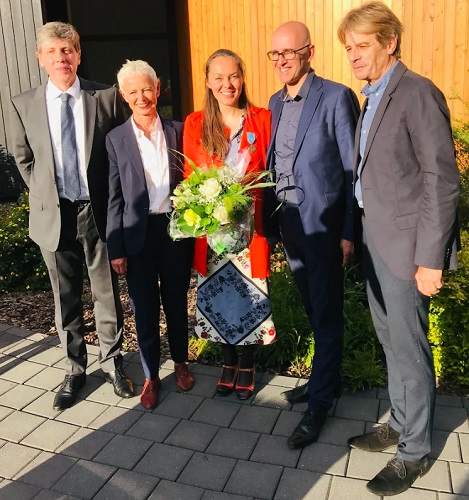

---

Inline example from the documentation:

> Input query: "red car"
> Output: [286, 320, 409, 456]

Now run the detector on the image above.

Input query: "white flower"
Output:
[199, 178, 222, 201]
[213, 205, 229, 224]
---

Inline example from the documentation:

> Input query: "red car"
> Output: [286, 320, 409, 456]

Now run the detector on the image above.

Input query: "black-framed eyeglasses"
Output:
[267, 44, 311, 61]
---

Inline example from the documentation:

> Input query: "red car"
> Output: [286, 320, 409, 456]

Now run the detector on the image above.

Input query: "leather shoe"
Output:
[281, 380, 342, 404]
[53, 373, 86, 410]
[174, 362, 194, 391]
[348, 423, 400, 452]
[287, 410, 326, 449]
[367, 455, 430, 496]
[104, 366, 134, 398]
[140, 378, 161, 409]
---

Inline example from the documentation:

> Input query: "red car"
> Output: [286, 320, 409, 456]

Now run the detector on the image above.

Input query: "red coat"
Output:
[183, 106, 271, 278]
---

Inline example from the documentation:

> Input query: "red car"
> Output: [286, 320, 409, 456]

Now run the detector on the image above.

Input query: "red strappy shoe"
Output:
[235, 367, 256, 400]
[216, 364, 238, 396]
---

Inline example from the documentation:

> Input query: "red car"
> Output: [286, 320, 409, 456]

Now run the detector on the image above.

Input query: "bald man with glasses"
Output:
[263, 21, 360, 448]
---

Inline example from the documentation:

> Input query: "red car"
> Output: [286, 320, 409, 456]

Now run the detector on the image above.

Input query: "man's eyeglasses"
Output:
[267, 44, 311, 61]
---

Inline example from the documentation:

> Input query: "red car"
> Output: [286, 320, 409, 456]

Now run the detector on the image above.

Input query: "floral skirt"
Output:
[194, 248, 276, 345]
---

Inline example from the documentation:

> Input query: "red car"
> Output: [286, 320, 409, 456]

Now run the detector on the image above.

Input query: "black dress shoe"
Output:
[53, 373, 86, 411]
[287, 410, 326, 449]
[281, 380, 342, 404]
[367, 455, 430, 496]
[348, 423, 400, 452]
[104, 366, 134, 398]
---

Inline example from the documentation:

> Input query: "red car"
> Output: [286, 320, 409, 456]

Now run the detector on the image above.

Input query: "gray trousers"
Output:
[41, 201, 123, 375]
[362, 218, 435, 461]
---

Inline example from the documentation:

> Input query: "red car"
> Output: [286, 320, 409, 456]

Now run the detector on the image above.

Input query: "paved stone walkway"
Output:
[0, 322, 468, 500]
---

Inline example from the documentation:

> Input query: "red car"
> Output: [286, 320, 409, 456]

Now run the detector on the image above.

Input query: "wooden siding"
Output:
[176, 0, 469, 124]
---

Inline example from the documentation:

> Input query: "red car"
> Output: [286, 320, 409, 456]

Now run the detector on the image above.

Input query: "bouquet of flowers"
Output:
[169, 154, 274, 255]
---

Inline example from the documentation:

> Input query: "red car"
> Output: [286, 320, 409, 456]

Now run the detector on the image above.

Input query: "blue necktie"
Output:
[61, 93, 80, 201]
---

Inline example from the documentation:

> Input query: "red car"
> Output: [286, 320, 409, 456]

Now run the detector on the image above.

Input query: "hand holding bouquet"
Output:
[169, 154, 274, 255]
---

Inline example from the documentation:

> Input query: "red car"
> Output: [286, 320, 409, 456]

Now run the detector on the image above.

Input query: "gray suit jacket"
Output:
[355, 61, 460, 280]
[10, 77, 125, 252]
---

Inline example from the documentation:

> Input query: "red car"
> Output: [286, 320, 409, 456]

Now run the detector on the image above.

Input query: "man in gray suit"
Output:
[338, 2, 460, 496]
[10, 22, 134, 410]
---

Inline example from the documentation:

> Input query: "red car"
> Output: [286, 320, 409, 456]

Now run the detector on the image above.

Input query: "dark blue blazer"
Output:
[264, 71, 359, 254]
[106, 117, 183, 260]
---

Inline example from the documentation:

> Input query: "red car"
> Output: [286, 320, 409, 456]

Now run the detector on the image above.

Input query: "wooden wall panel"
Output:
[178, 0, 469, 124]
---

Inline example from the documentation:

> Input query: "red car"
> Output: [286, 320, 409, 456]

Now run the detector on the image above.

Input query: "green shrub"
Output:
[429, 229, 469, 387]
[0, 192, 49, 292]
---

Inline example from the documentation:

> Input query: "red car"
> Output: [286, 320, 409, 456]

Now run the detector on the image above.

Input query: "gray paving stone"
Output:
[460, 432, 469, 463]
[93, 434, 153, 469]
[22, 391, 63, 419]
[377, 398, 392, 423]
[224, 460, 283, 499]
[430, 430, 461, 462]
[78, 376, 123, 405]
[93, 468, 159, 500]
[126, 412, 180, 442]
[25, 347, 65, 367]
[202, 491, 253, 500]
[0, 479, 41, 499]
[298, 441, 349, 475]
[191, 364, 222, 377]
[251, 434, 300, 467]
[436, 395, 464, 408]
[0, 324, 13, 333]
[134, 442, 193, 480]
[5, 326, 34, 338]
[390, 488, 437, 499]
[318, 416, 366, 447]
[449, 462, 469, 496]
[55, 399, 108, 426]
[178, 452, 236, 490]
[463, 398, 469, 409]
[5, 340, 49, 361]
[33, 489, 82, 500]
[165, 419, 219, 452]
[0, 359, 45, 383]
[259, 374, 299, 388]
[274, 467, 331, 499]
[115, 385, 148, 412]
[0, 378, 15, 396]
[21, 420, 79, 452]
[23, 366, 64, 391]
[439, 494, 469, 500]
[55, 427, 115, 460]
[154, 392, 204, 419]
[230, 405, 280, 433]
[88, 406, 141, 434]
[148, 479, 204, 500]
[13, 451, 77, 489]
[0, 336, 31, 353]
[413, 459, 451, 492]
[434, 406, 469, 433]
[191, 398, 240, 427]
[328, 476, 377, 500]
[186, 373, 218, 398]
[120, 361, 145, 386]
[271, 410, 302, 437]
[0, 355, 22, 375]
[206, 427, 260, 460]
[347, 448, 391, 480]
[0, 442, 41, 479]
[0, 384, 45, 410]
[252, 384, 292, 410]
[0, 404, 14, 422]
[52, 459, 116, 499]
[0, 410, 45, 442]
[334, 395, 379, 422]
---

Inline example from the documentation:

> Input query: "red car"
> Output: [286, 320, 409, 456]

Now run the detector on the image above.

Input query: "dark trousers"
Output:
[126, 214, 194, 381]
[41, 201, 124, 376]
[363, 218, 435, 461]
[280, 206, 344, 414]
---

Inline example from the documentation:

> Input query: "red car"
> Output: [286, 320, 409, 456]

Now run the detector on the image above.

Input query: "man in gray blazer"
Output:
[338, 2, 460, 496]
[10, 22, 134, 410]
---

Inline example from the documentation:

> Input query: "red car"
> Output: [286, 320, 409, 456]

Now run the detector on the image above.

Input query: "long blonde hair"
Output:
[201, 49, 253, 160]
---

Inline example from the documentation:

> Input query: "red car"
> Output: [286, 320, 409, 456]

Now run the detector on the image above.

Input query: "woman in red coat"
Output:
[183, 49, 276, 399]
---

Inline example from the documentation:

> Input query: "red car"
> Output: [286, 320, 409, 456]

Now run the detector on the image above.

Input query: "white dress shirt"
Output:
[131, 116, 171, 214]
[45, 77, 89, 199]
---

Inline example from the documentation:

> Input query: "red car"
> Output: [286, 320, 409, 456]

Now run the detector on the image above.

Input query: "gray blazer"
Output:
[355, 61, 460, 280]
[10, 77, 125, 252]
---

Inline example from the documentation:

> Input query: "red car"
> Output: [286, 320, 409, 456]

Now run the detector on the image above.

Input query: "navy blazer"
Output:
[264, 71, 359, 254]
[106, 117, 183, 260]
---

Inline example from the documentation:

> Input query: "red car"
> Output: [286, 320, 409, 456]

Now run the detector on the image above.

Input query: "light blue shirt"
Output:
[355, 61, 399, 208]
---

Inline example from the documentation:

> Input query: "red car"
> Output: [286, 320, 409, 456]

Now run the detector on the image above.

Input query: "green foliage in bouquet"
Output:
[0, 192, 49, 292]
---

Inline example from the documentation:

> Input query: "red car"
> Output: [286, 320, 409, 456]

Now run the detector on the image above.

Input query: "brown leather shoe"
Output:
[140, 378, 161, 409]
[174, 363, 194, 391]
